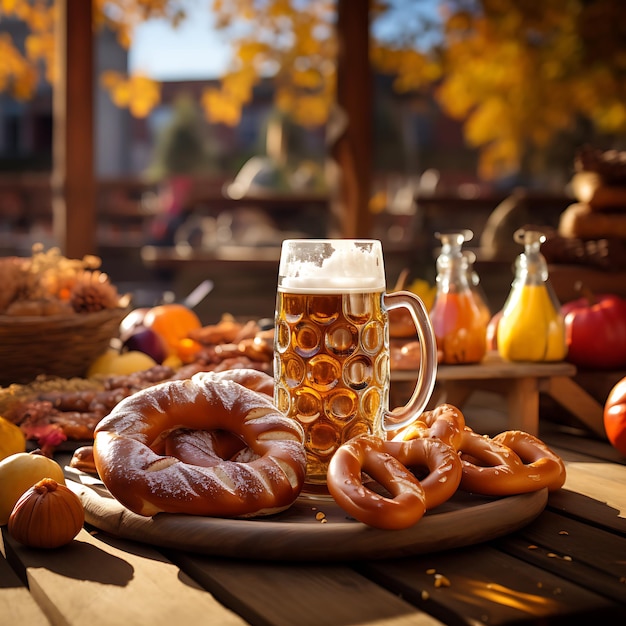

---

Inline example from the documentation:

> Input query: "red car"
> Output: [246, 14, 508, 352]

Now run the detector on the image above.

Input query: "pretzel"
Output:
[327, 434, 427, 529]
[327, 434, 462, 529]
[198, 368, 274, 397]
[385, 436, 463, 510]
[392, 403, 466, 450]
[93, 370, 307, 518]
[458, 429, 566, 496]
[69, 445, 98, 474]
[161, 429, 246, 467]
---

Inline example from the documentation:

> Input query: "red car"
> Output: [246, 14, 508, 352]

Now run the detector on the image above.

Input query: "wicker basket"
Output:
[0, 307, 129, 386]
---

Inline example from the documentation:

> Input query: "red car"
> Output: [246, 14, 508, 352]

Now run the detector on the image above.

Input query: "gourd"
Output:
[0, 451, 66, 525]
[0, 416, 26, 461]
[8, 478, 84, 548]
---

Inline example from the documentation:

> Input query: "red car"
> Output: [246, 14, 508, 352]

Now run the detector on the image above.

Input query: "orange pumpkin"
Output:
[142, 304, 202, 363]
[8, 478, 84, 549]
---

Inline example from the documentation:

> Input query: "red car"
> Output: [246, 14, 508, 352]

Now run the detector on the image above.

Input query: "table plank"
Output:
[2, 528, 246, 626]
[497, 510, 626, 606]
[548, 489, 626, 536]
[360, 544, 623, 625]
[559, 461, 626, 519]
[0, 534, 50, 626]
[166, 552, 444, 626]
[540, 427, 626, 465]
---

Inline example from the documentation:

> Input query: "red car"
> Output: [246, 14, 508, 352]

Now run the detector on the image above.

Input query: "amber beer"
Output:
[274, 240, 437, 489]
[275, 289, 390, 485]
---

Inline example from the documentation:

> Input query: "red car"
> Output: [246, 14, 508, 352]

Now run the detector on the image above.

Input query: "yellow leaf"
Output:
[237, 41, 267, 64]
[465, 99, 508, 146]
[222, 70, 254, 102]
[201, 88, 242, 126]
[100, 73, 160, 118]
[291, 67, 322, 89]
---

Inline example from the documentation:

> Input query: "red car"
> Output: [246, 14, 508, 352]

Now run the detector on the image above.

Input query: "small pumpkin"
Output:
[8, 478, 84, 548]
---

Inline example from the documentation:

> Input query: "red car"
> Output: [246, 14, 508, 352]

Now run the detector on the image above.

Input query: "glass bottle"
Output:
[497, 228, 566, 362]
[429, 230, 487, 364]
[464, 249, 492, 328]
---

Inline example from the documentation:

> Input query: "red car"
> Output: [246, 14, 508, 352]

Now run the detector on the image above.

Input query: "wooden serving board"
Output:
[66, 471, 548, 561]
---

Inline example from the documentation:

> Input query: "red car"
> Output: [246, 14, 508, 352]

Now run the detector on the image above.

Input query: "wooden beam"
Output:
[332, 0, 373, 238]
[52, 0, 96, 258]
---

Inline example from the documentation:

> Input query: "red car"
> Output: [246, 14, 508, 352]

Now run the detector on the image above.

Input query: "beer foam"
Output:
[279, 239, 386, 293]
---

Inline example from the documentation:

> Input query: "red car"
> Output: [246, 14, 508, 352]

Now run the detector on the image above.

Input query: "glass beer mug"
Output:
[274, 239, 438, 490]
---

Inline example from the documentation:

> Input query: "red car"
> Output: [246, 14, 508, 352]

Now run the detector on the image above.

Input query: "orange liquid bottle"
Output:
[429, 231, 487, 364]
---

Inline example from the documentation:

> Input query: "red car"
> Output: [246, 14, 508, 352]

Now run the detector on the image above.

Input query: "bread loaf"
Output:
[558, 203, 626, 240]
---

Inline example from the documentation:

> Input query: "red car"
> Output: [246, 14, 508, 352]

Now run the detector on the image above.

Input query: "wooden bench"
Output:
[393, 351, 606, 437]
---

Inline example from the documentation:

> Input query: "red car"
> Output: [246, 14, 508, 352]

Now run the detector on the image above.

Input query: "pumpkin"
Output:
[8, 478, 84, 548]
[603, 377, 626, 456]
[0, 416, 26, 461]
[0, 451, 66, 525]
[142, 303, 202, 363]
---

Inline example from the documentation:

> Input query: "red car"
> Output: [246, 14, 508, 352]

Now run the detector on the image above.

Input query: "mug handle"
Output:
[382, 290, 438, 433]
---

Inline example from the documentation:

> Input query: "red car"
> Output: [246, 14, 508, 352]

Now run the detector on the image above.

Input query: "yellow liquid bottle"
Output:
[497, 229, 566, 362]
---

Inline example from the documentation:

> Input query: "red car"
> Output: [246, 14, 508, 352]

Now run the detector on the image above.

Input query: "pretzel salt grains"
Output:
[384, 437, 463, 510]
[493, 430, 566, 492]
[327, 434, 427, 530]
[199, 368, 275, 397]
[459, 429, 566, 496]
[392, 403, 466, 451]
[93, 373, 307, 518]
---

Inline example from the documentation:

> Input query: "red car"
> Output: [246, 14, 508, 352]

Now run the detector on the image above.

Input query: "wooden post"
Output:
[332, 0, 373, 238]
[52, 0, 96, 258]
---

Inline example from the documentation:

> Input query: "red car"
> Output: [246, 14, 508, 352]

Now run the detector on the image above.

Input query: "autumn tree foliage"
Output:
[1, 0, 626, 179]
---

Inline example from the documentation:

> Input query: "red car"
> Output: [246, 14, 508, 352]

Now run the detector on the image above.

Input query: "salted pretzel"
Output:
[199, 368, 275, 397]
[327, 434, 462, 529]
[161, 428, 246, 467]
[458, 429, 566, 496]
[327, 434, 427, 530]
[392, 403, 466, 450]
[93, 370, 307, 518]
[384, 436, 463, 510]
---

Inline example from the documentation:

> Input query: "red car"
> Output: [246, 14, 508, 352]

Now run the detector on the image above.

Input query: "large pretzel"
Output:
[93, 370, 306, 518]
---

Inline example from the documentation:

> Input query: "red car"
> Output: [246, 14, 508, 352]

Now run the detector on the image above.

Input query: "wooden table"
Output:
[393, 352, 606, 438]
[1, 420, 625, 626]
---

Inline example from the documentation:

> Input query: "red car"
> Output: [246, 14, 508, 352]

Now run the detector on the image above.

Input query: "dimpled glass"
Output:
[275, 291, 389, 485]
[275, 239, 437, 489]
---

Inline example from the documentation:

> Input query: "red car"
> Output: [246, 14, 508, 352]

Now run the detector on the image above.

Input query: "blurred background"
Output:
[1, 0, 626, 323]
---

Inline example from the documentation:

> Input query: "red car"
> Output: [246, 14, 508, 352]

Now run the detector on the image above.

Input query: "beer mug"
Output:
[274, 239, 437, 489]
